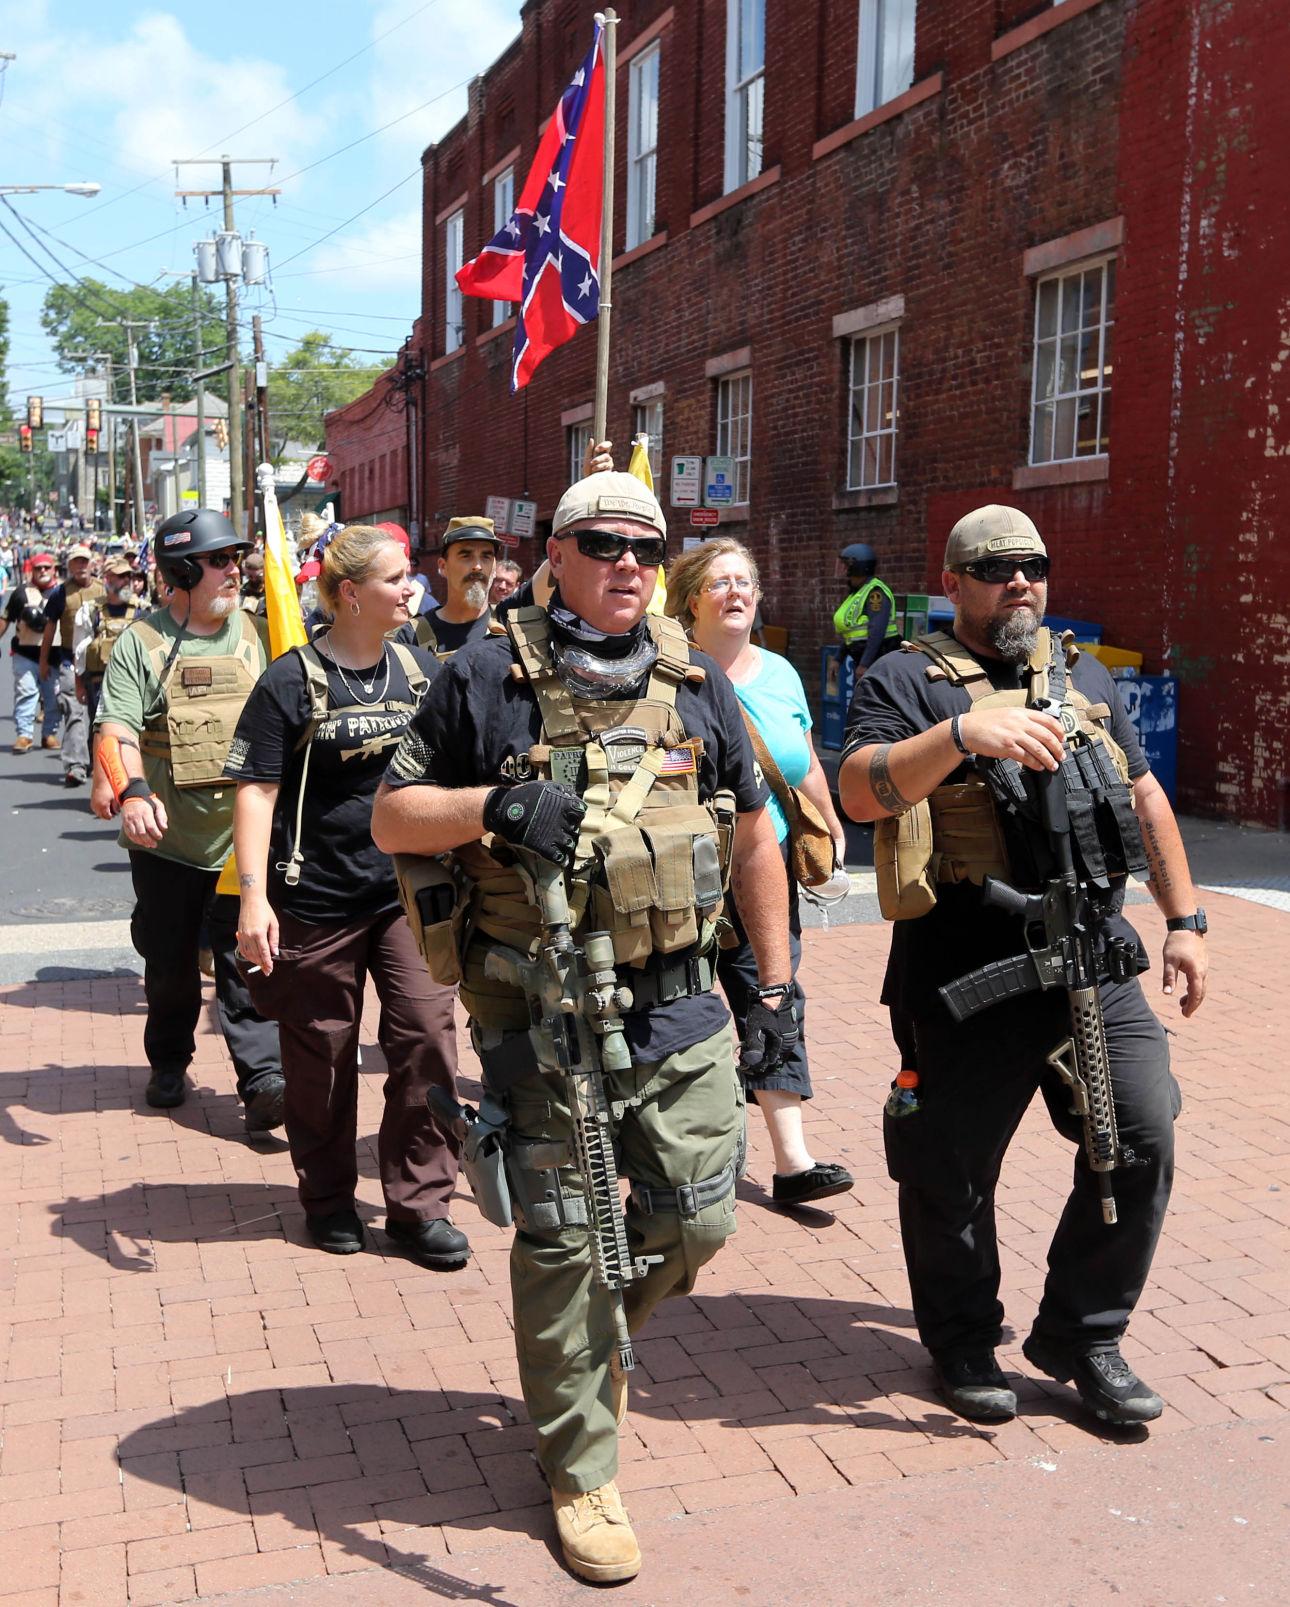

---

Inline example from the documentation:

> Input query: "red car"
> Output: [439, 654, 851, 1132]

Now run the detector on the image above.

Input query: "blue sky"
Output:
[0, 0, 523, 410]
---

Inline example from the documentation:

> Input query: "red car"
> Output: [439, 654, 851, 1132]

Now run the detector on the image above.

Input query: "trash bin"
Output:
[819, 646, 853, 750]
[1118, 675, 1178, 804]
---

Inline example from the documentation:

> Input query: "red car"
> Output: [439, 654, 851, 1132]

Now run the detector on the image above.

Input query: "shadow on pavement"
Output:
[0, 969, 144, 1011]
[115, 1384, 546, 1603]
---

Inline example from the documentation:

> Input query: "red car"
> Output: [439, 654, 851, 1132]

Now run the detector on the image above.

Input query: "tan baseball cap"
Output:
[552, 472, 667, 537]
[67, 544, 94, 561]
[441, 516, 500, 551]
[103, 556, 133, 577]
[943, 505, 1047, 569]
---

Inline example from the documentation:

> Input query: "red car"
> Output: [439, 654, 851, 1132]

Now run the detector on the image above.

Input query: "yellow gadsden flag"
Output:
[215, 467, 309, 896]
[629, 434, 667, 617]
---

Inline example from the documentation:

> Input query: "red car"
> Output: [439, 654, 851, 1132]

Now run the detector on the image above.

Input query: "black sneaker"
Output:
[771, 1162, 855, 1207]
[307, 1208, 365, 1255]
[244, 1073, 286, 1134]
[385, 1217, 471, 1270]
[933, 1352, 1018, 1422]
[64, 766, 86, 788]
[145, 1067, 188, 1109]
[1023, 1335, 1164, 1425]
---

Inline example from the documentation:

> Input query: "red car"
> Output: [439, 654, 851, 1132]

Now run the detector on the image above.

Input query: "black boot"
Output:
[385, 1217, 471, 1270]
[145, 1067, 188, 1109]
[933, 1351, 1018, 1422]
[307, 1209, 365, 1255]
[1023, 1335, 1164, 1425]
[244, 1073, 286, 1134]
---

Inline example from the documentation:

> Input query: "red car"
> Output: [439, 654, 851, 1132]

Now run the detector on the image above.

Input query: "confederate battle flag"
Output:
[455, 19, 605, 392]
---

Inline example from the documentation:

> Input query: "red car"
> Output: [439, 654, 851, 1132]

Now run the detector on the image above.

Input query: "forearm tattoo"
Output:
[870, 743, 913, 815]
[1142, 818, 1174, 896]
[239, 873, 259, 890]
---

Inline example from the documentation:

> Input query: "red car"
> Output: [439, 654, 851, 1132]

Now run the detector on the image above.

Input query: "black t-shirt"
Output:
[417, 610, 492, 654]
[844, 638, 1150, 1021]
[384, 631, 770, 1061]
[4, 584, 62, 664]
[226, 641, 439, 923]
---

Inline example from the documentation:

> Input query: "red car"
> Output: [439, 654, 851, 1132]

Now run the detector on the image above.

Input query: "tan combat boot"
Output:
[552, 1481, 641, 1583]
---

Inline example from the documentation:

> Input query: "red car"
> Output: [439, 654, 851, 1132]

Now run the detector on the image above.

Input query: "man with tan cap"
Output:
[840, 503, 1207, 1430]
[413, 515, 501, 658]
[373, 471, 794, 1585]
[39, 542, 102, 785]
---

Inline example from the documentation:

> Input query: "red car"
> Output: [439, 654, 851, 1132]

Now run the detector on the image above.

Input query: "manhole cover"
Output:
[10, 896, 134, 921]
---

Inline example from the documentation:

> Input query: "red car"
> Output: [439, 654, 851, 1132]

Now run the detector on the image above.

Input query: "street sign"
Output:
[670, 455, 702, 508]
[485, 494, 512, 533]
[306, 454, 332, 482]
[689, 508, 720, 528]
[703, 456, 736, 507]
[181, 489, 199, 503]
[510, 498, 537, 539]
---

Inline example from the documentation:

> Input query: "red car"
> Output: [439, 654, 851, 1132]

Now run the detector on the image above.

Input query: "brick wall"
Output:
[324, 0, 1290, 826]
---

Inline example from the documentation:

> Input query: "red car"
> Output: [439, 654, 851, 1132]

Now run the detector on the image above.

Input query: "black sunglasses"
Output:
[200, 549, 243, 570]
[961, 555, 1050, 584]
[559, 528, 667, 567]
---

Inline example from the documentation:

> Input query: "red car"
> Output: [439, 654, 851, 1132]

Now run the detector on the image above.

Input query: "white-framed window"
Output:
[444, 208, 465, 353]
[724, 0, 765, 193]
[568, 421, 594, 486]
[632, 398, 664, 481]
[855, 0, 917, 119]
[715, 371, 753, 504]
[626, 44, 660, 251]
[847, 326, 899, 489]
[1029, 256, 1115, 465]
[491, 167, 515, 327]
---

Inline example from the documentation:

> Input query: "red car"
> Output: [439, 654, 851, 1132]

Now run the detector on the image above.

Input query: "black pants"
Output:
[129, 852, 281, 1099]
[885, 977, 1180, 1359]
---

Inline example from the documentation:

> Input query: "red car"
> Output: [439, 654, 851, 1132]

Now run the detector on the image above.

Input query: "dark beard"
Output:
[987, 606, 1041, 663]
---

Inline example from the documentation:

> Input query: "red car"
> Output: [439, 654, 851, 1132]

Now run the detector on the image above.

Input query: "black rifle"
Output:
[939, 688, 1143, 1226]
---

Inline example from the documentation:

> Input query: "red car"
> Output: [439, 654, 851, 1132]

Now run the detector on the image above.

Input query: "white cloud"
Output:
[299, 204, 424, 296]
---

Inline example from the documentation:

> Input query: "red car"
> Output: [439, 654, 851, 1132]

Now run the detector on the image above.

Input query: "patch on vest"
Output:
[660, 744, 698, 775]
[600, 725, 648, 776]
[549, 746, 587, 789]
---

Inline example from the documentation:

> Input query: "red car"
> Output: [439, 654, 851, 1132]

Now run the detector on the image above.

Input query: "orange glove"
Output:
[95, 734, 131, 803]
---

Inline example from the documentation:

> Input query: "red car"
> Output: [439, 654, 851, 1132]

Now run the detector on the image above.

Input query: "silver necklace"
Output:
[322, 636, 390, 704]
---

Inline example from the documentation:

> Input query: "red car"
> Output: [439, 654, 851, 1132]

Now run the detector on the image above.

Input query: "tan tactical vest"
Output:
[83, 601, 140, 677]
[413, 607, 500, 661]
[875, 628, 1133, 920]
[59, 579, 105, 649]
[135, 610, 263, 789]
[447, 607, 735, 1028]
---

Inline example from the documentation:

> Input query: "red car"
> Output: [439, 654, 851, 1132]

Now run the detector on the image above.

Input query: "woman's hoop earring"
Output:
[349, 601, 360, 617]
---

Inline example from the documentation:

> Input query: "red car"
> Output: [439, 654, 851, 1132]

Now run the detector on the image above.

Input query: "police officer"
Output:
[835, 541, 899, 675]
[373, 472, 795, 1585]
[840, 504, 1207, 1428]
[93, 508, 285, 1129]
[413, 516, 501, 657]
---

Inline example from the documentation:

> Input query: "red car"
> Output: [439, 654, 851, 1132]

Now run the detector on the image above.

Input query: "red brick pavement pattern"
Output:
[0, 896, 1286, 1602]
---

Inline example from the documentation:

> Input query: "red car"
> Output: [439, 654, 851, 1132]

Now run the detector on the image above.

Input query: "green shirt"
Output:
[96, 607, 269, 871]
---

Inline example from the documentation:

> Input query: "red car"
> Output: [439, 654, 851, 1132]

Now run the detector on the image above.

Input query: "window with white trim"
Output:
[626, 44, 660, 251]
[715, 371, 753, 504]
[568, 421, 593, 486]
[846, 326, 899, 489]
[855, 0, 917, 118]
[724, 0, 765, 193]
[444, 209, 465, 353]
[1029, 257, 1115, 465]
[632, 398, 664, 481]
[491, 167, 515, 327]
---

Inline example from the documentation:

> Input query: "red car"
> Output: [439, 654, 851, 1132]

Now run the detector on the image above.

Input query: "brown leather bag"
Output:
[740, 714, 835, 890]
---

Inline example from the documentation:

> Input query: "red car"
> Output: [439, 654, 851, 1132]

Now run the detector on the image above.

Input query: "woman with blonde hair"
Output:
[225, 524, 468, 1266]
[667, 537, 854, 1207]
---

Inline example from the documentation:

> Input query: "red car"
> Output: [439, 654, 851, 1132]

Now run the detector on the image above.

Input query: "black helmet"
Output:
[154, 509, 248, 590]
[840, 542, 878, 579]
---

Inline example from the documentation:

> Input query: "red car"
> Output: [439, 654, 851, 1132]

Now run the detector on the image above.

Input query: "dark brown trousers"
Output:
[248, 906, 461, 1221]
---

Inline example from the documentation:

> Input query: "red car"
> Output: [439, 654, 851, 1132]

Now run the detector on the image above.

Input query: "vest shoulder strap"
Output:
[128, 615, 171, 679]
[388, 640, 430, 702]
[292, 642, 332, 726]
[643, 613, 700, 707]
[911, 630, 994, 697]
[505, 605, 581, 741]
[413, 614, 439, 653]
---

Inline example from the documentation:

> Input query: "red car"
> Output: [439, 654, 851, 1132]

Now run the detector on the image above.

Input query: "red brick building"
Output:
[326, 0, 1290, 828]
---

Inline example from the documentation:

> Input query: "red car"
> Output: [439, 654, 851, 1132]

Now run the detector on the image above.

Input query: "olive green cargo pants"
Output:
[501, 1027, 742, 1492]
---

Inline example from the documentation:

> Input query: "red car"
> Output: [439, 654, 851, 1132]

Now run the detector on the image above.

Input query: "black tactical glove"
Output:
[483, 779, 587, 867]
[739, 987, 800, 1078]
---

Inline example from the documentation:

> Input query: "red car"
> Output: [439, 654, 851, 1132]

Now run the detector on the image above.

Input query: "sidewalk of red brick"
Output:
[0, 894, 1286, 1605]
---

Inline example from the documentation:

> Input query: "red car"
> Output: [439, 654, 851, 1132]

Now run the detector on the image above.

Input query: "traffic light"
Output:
[87, 398, 102, 431]
[86, 427, 100, 453]
[18, 424, 32, 454]
[26, 396, 43, 429]
[213, 417, 229, 450]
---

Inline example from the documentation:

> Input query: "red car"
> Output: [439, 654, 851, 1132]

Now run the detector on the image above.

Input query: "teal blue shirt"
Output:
[729, 649, 812, 843]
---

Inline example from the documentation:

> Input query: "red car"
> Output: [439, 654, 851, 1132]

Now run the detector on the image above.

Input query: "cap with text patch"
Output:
[944, 505, 1047, 570]
[552, 472, 667, 538]
[440, 516, 500, 552]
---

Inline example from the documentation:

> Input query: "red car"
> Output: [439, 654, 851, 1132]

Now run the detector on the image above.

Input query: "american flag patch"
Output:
[660, 745, 698, 774]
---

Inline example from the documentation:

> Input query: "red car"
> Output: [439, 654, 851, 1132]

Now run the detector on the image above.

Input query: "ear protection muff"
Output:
[162, 555, 204, 591]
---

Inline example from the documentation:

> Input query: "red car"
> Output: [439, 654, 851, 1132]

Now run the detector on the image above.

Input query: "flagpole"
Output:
[593, 10, 618, 447]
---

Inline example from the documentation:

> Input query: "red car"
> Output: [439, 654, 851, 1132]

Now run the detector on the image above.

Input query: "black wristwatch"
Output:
[1165, 908, 1207, 935]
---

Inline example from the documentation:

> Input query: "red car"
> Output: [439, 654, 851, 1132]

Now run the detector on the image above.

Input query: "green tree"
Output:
[266, 331, 393, 458]
[40, 278, 227, 406]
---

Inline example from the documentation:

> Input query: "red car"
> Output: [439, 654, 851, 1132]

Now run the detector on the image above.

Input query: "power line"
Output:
[270, 168, 424, 273]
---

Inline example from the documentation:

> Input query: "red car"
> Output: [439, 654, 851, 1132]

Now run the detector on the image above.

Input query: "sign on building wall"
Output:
[511, 498, 537, 539]
[670, 455, 702, 508]
[703, 456, 736, 507]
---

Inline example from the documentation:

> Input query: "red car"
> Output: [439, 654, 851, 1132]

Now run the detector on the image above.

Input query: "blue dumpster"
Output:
[819, 646, 853, 750]
[1118, 676, 1178, 804]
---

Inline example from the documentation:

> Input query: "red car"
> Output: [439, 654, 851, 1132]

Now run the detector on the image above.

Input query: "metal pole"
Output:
[223, 158, 244, 535]
[253, 315, 271, 537]
[106, 355, 117, 535]
[192, 273, 207, 509]
[126, 329, 146, 538]
[592, 10, 618, 448]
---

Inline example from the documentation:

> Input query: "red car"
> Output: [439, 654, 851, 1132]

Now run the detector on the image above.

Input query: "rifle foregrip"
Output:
[939, 954, 1042, 1023]
[980, 876, 1035, 919]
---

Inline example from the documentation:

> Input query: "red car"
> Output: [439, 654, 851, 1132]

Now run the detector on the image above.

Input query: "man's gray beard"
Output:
[462, 579, 488, 611]
[987, 605, 1041, 663]
[208, 593, 238, 618]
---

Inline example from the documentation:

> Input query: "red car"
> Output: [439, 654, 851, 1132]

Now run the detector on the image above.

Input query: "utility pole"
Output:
[172, 155, 279, 535]
[252, 314, 271, 539]
[98, 318, 151, 537]
[191, 273, 207, 509]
